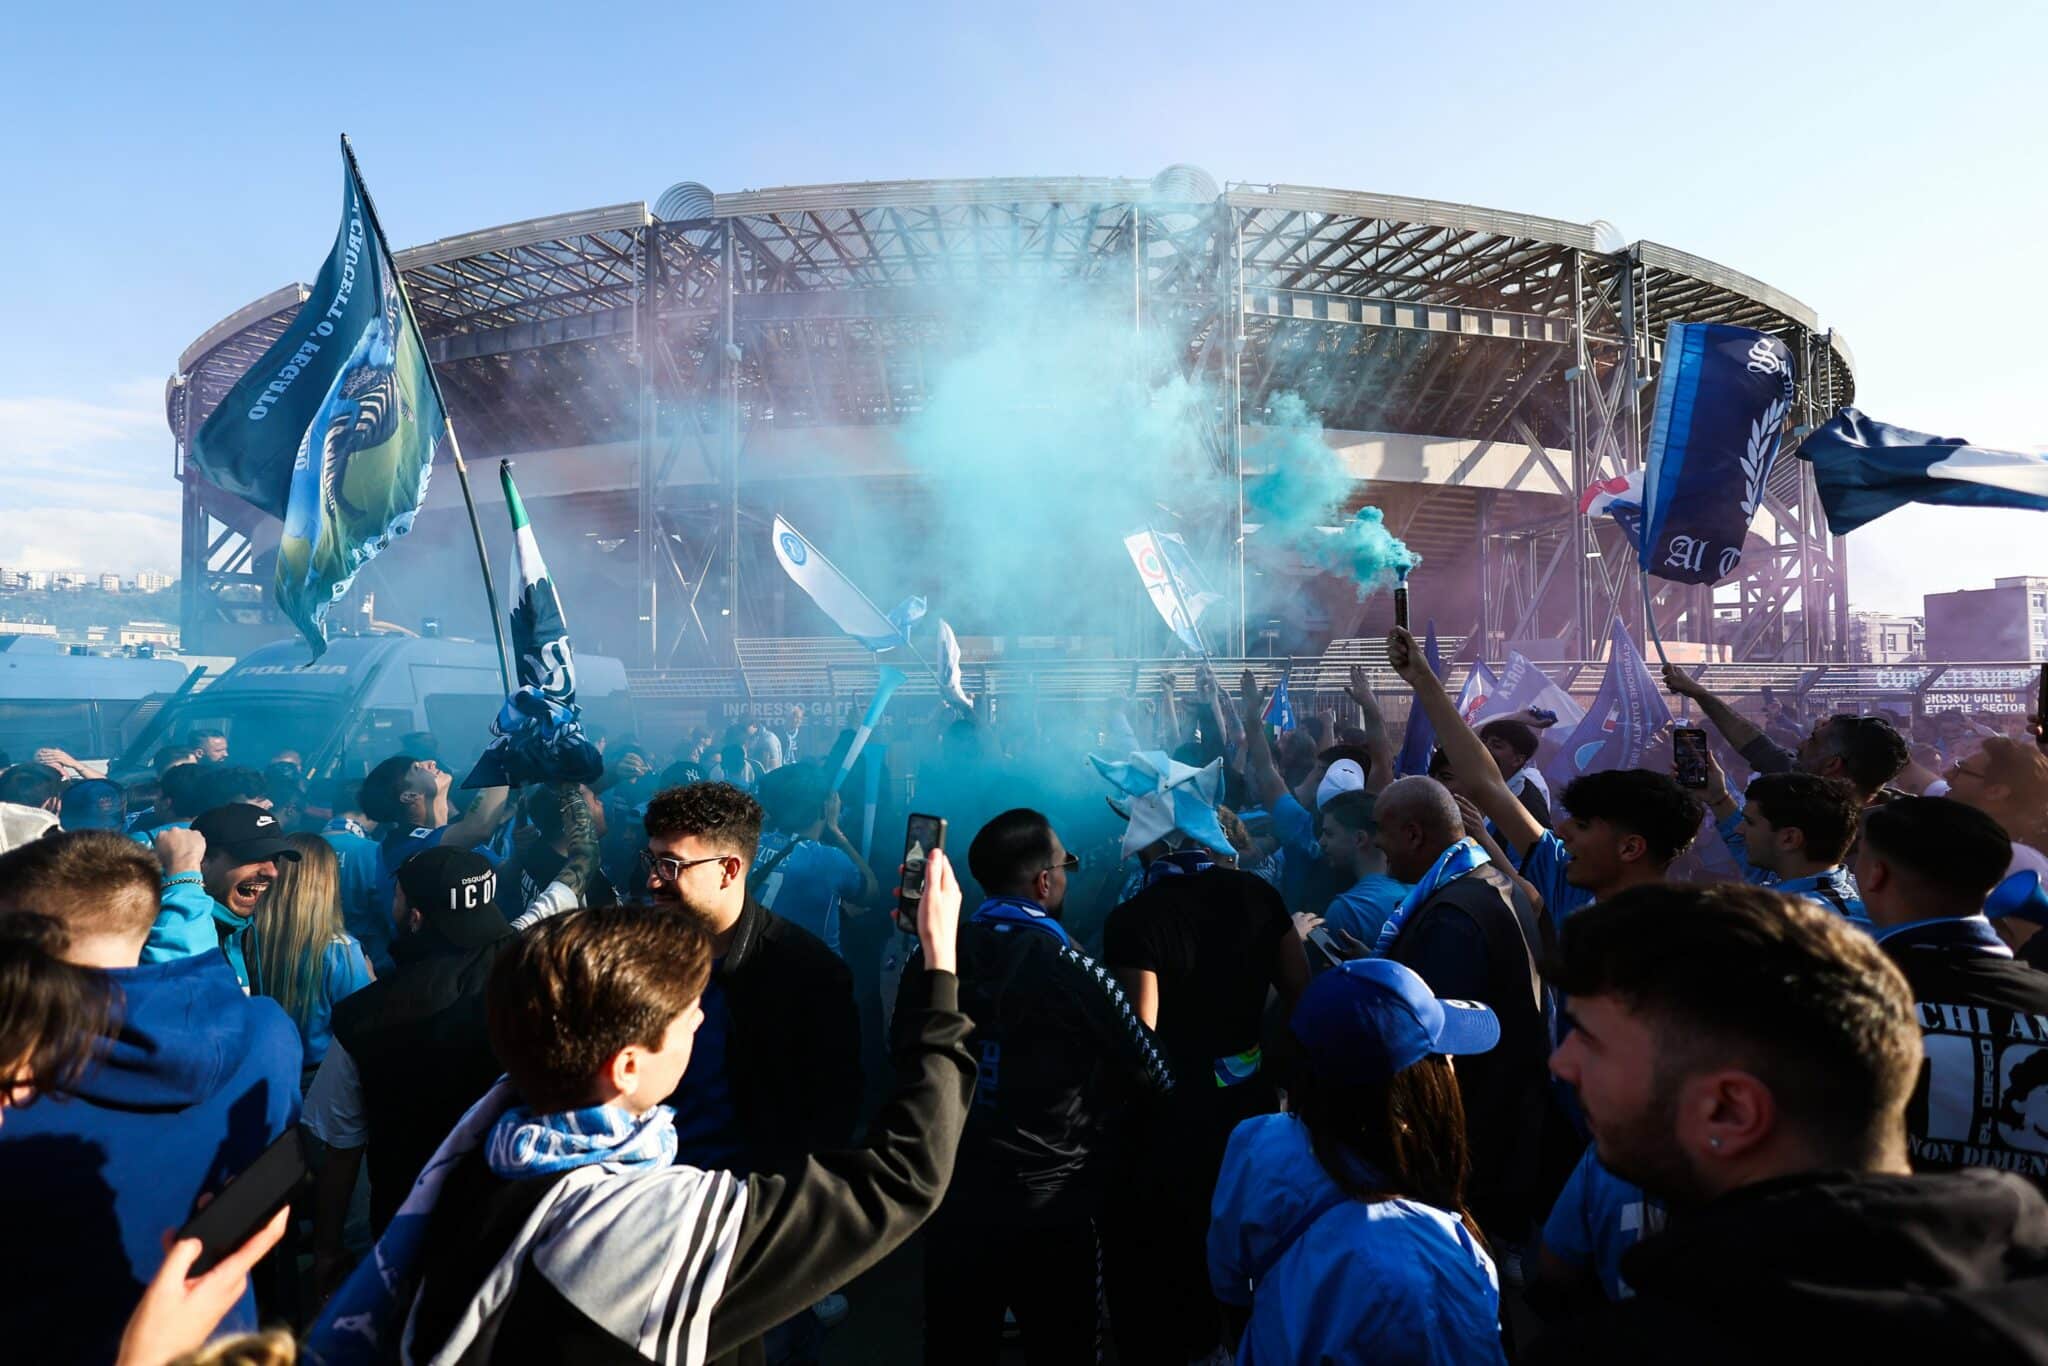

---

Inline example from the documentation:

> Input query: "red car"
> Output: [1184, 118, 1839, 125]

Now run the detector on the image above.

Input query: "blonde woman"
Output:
[246, 835, 373, 1081]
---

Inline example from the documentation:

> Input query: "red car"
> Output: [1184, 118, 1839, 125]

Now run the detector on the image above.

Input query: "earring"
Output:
[1708, 1137, 1723, 1150]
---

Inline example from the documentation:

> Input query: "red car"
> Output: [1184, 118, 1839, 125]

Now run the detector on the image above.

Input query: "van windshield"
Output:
[119, 695, 346, 775]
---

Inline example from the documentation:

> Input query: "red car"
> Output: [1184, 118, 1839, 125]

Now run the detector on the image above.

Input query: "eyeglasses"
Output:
[1043, 853, 1081, 874]
[638, 849, 735, 883]
[1946, 764, 1990, 783]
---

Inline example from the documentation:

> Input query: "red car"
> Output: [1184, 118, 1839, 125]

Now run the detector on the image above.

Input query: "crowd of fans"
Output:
[3, 640, 2048, 1364]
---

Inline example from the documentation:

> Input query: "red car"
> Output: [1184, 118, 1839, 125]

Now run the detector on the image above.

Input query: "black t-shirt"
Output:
[1102, 866, 1291, 1083]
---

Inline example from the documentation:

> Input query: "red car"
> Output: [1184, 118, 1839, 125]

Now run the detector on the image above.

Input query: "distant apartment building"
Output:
[21, 570, 50, 591]
[99, 573, 123, 592]
[1846, 611, 1924, 664]
[51, 572, 90, 592]
[136, 571, 174, 592]
[1924, 576, 2048, 662]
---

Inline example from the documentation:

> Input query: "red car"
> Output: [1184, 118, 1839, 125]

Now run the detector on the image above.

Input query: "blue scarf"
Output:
[1374, 838, 1490, 954]
[486, 1102, 680, 1176]
[972, 896, 1077, 950]
[1143, 847, 1218, 888]
[1877, 914, 2013, 959]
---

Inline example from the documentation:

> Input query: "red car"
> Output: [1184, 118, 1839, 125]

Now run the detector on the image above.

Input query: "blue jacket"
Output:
[0, 952, 302, 1364]
[143, 875, 257, 985]
[1207, 1113, 1507, 1366]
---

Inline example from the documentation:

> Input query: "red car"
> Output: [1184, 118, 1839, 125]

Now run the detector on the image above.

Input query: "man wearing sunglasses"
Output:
[640, 782, 862, 1186]
[898, 807, 1175, 1365]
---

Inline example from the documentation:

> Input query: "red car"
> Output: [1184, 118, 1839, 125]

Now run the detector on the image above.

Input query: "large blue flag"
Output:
[190, 138, 444, 659]
[1543, 617, 1672, 791]
[1639, 323, 1796, 584]
[1796, 407, 2048, 534]
[1395, 622, 1444, 776]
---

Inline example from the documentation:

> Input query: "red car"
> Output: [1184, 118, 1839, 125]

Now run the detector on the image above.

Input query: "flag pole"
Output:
[1638, 569, 1672, 669]
[340, 134, 511, 695]
[447, 420, 512, 693]
[1147, 523, 1212, 661]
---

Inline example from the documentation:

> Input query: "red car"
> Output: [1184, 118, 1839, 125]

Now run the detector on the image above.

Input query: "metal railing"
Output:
[631, 638, 2043, 713]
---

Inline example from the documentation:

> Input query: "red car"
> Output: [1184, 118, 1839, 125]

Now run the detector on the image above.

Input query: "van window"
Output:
[0, 699, 97, 760]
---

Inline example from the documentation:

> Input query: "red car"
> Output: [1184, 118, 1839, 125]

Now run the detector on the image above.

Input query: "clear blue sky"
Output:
[2, 0, 2041, 611]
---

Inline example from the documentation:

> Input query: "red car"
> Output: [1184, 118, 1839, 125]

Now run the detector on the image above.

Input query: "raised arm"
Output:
[1239, 670, 1287, 810]
[1662, 665, 1766, 755]
[1345, 664, 1397, 794]
[1386, 628, 1544, 855]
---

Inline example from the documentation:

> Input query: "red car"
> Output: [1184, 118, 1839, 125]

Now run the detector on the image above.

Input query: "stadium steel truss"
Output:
[166, 168, 1855, 670]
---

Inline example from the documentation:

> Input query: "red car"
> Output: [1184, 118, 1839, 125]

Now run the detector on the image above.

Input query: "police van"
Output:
[112, 634, 633, 784]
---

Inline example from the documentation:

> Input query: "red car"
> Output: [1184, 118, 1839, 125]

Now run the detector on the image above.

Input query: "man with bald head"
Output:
[1373, 774, 1555, 1246]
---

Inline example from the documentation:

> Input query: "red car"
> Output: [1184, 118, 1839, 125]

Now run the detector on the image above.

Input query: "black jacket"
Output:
[332, 901, 513, 1232]
[895, 915, 1174, 1225]
[408, 970, 977, 1366]
[1883, 917, 2048, 1190]
[1385, 861, 1553, 1238]
[1526, 1168, 2048, 1365]
[695, 896, 862, 1172]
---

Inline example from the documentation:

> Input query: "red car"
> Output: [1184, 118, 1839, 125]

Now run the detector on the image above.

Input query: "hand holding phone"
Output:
[1672, 726, 1711, 791]
[896, 813, 948, 932]
[174, 1127, 307, 1275]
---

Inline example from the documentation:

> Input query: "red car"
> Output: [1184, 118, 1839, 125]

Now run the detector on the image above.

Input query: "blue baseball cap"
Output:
[59, 778, 127, 831]
[1289, 958, 1501, 1084]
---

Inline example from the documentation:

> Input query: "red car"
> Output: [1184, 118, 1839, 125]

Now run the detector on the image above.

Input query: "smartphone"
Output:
[1673, 726, 1711, 790]
[1305, 924, 1345, 965]
[175, 1126, 307, 1275]
[896, 812, 948, 928]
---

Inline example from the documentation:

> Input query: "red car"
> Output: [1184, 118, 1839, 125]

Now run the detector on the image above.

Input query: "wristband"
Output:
[161, 872, 204, 887]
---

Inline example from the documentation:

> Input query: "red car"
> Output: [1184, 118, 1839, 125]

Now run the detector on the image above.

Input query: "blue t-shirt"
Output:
[1323, 873, 1411, 947]
[1541, 1146, 1665, 1301]
[751, 833, 862, 957]
[323, 821, 392, 973]
[1520, 830, 1595, 923]
[670, 970, 744, 1172]
[1271, 792, 1322, 910]
[298, 937, 374, 1074]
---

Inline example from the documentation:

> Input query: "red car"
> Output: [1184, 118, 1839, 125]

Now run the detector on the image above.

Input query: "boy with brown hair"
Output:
[309, 850, 974, 1366]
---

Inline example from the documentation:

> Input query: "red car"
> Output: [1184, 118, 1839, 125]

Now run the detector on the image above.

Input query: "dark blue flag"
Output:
[190, 138, 444, 659]
[1542, 618, 1672, 791]
[1639, 324, 1796, 584]
[1395, 622, 1444, 776]
[1795, 407, 2048, 534]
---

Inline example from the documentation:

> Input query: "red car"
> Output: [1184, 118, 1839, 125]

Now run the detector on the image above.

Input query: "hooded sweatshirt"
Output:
[1207, 1112, 1506, 1366]
[1525, 1168, 2048, 1366]
[0, 951, 302, 1364]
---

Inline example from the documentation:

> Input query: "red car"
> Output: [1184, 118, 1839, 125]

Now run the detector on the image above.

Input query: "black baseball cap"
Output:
[397, 845, 500, 918]
[192, 803, 300, 865]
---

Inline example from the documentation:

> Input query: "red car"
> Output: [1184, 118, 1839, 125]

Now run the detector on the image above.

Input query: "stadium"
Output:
[165, 167, 1857, 715]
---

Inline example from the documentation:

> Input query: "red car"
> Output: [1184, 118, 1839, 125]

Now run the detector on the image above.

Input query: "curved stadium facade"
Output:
[167, 167, 1855, 679]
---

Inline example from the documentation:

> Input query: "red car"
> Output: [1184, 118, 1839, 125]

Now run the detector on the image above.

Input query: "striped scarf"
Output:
[487, 1103, 679, 1176]
[1373, 838, 1491, 954]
